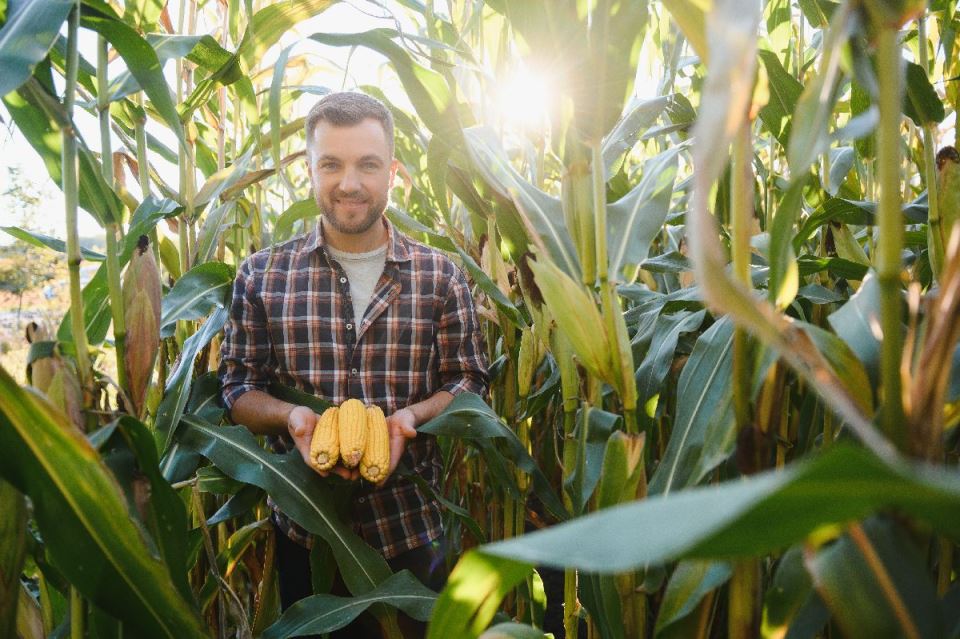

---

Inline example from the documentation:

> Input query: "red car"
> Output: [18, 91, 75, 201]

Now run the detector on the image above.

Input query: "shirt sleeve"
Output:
[435, 265, 489, 397]
[218, 257, 274, 412]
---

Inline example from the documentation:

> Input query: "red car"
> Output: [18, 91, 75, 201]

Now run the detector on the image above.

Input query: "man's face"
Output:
[308, 118, 396, 237]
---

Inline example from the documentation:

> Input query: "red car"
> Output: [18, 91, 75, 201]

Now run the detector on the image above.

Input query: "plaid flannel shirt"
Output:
[218, 219, 488, 558]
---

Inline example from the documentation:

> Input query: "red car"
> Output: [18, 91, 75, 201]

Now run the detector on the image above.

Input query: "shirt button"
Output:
[358, 496, 366, 503]
[346, 323, 353, 330]
[351, 368, 358, 375]
[339, 276, 347, 283]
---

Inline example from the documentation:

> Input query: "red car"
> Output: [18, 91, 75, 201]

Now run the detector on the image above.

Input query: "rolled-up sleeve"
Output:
[435, 266, 489, 397]
[218, 258, 273, 411]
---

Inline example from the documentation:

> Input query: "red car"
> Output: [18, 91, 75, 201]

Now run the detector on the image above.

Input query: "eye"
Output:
[319, 161, 338, 171]
[362, 161, 380, 171]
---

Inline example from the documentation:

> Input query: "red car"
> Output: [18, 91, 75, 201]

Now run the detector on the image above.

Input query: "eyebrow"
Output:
[315, 154, 384, 163]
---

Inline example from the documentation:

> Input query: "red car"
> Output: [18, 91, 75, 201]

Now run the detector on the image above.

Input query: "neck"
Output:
[320, 217, 388, 253]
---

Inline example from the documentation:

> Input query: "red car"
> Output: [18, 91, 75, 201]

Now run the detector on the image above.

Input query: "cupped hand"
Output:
[381, 407, 418, 483]
[287, 405, 360, 480]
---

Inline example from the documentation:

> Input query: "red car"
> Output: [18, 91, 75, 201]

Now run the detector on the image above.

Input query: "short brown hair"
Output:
[304, 92, 394, 156]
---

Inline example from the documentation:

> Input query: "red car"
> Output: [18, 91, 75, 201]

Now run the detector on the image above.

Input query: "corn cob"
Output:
[122, 235, 161, 417]
[360, 405, 390, 483]
[337, 398, 367, 468]
[309, 407, 339, 471]
[517, 326, 537, 398]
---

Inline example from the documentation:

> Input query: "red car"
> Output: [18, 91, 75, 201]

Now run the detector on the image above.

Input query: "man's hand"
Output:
[287, 405, 358, 481]
[382, 407, 418, 484]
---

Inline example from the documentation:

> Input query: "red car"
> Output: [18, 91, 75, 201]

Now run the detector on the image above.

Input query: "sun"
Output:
[491, 63, 554, 133]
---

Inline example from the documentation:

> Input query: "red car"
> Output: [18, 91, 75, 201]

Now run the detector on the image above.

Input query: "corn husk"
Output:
[122, 236, 161, 416]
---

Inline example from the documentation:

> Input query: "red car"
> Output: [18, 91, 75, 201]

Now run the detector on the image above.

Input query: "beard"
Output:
[318, 189, 388, 236]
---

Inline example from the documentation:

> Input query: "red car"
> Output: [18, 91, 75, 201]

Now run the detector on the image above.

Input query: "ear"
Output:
[389, 158, 399, 183]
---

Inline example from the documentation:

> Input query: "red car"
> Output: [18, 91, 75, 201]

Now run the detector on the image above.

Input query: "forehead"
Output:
[308, 118, 391, 159]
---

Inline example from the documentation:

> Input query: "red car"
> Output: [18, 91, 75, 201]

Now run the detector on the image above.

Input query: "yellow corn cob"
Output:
[338, 399, 368, 468]
[309, 407, 339, 471]
[360, 405, 390, 483]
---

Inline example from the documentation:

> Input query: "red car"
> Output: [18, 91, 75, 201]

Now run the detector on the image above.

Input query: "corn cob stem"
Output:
[918, 15, 945, 280]
[731, 121, 754, 434]
[69, 587, 84, 639]
[728, 558, 759, 639]
[938, 537, 954, 595]
[98, 37, 131, 405]
[875, 25, 906, 448]
[63, 2, 93, 395]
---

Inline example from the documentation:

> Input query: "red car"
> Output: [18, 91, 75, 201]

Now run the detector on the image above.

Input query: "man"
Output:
[218, 92, 488, 633]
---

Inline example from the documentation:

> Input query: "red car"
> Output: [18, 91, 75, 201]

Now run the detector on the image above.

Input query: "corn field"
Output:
[2, 0, 960, 637]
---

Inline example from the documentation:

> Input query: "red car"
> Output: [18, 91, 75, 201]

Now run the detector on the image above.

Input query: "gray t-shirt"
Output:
[326, 243, 388, 328]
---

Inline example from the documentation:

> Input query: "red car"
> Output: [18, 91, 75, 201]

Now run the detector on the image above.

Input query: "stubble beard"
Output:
[318, 190, 388, 236]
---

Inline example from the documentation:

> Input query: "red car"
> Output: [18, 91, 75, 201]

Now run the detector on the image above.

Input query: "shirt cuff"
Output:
[221, 381, 269, 412]
[438, 376, 486, 398]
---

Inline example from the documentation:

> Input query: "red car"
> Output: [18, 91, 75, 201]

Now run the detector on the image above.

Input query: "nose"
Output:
[337, 167, 361, 194]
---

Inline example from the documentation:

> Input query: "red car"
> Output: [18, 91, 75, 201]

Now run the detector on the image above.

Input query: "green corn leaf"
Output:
[94, 417, 193, 603]
[262, 570, 437, 638]
[660, 0, 709, 63]
[464, 127, 580, 278]
[903, 61, 945, 126]
[419, 393, 568, 521]
[159, 262, 235, 337]
[564, 407, 622, 516]
[0, 226, 105, 261]
[768, 178, 805, 309]
[175, 416, 394, 596]
[311, 29, 460, 140]
[426, 552, 532, 639]
[0, 480, 27, 639]
[476, 444, 960, 573]
[828, 272, 883, 387]
[602, 95, 672, 174]
[655, 561, 732, 638]
[806, 517, 941, 639]
[79, 1, 186, 152]
[57, 196, 178, 345]
[4, 80, 123, 227]
[635, 310, 706, 423]
[273, 198, 321, 243]
[0, 0, 72, 96]
[155, 307, 229, 454]
[757, 49, 803, 145]
[0, 366, 206, 638]
[648, 318, 735, 496]
[238, 0, 337, 70]
[606, 144, 685, 277]
[527, 256, 614, 383]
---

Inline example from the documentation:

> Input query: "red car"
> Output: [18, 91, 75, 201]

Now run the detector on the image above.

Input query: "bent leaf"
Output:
[0, 0, 72, 96]
[479, 444, 960, 572]
[0, 366, 205, 638]
[175, 416, 393, 596]
[262, 570, 436, 639]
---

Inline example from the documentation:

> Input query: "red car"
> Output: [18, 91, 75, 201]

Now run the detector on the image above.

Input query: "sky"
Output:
[0, 1, 423, 246]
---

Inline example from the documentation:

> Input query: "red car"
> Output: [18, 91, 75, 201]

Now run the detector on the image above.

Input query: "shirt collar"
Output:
[303, 216, 412, 263]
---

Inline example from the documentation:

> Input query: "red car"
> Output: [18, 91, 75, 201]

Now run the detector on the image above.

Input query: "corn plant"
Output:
[1, 0, 960, 638]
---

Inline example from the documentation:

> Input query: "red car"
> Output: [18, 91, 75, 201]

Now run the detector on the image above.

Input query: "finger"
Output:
[333, 466, 356, 481]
